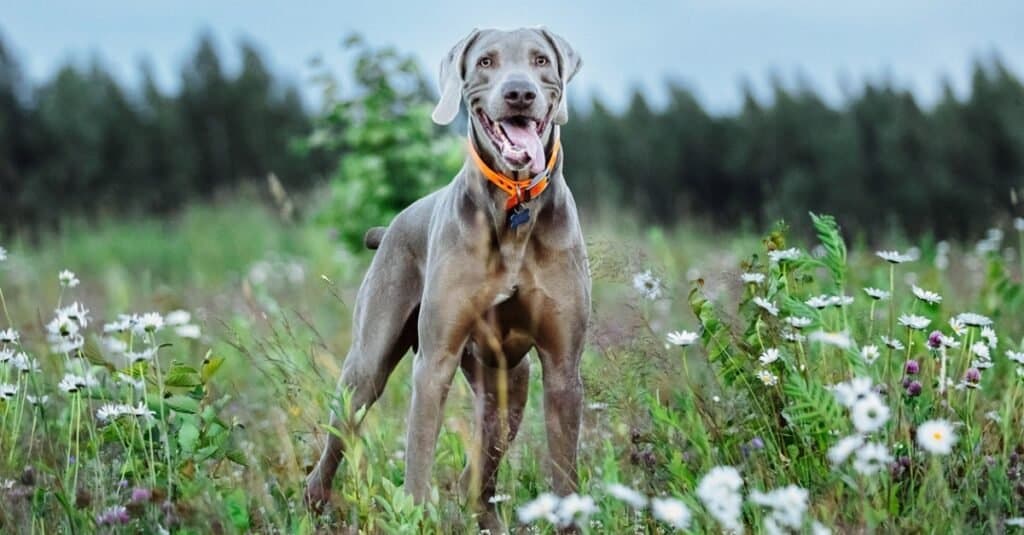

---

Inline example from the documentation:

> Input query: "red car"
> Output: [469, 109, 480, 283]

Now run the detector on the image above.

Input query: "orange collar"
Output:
[468, 136, 561, 211]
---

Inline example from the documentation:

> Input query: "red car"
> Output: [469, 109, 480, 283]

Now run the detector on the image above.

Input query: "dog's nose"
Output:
[502, 80, 537, 109]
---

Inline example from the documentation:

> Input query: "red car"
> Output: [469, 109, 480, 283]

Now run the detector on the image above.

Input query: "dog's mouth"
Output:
[476, 109, 547, 174]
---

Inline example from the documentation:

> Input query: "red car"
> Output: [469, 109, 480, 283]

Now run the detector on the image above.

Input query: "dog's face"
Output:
[432, 28, 582, 175]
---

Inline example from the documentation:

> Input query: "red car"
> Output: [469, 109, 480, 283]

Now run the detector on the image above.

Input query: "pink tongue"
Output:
[500, 120, 545, 174]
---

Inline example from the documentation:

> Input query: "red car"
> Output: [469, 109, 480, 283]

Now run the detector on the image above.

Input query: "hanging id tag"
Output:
[508, 205, 531, 229]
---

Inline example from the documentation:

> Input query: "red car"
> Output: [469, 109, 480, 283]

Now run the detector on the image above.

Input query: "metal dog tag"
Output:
[508, 206, 531, 229]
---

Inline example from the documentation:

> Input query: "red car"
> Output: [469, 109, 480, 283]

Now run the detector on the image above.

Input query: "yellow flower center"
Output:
[932, 431, 943, 441]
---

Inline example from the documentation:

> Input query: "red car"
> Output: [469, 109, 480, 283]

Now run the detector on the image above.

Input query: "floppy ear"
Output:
[431, 28, 481, 125]
[538, 28, 583, 125]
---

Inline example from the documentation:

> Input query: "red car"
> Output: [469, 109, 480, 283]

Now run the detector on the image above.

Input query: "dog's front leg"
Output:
[404, 287, 485, 503]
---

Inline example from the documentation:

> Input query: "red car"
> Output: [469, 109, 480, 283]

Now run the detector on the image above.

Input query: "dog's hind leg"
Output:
[305, 254, 421, 511]
[459, 353, 530, 533]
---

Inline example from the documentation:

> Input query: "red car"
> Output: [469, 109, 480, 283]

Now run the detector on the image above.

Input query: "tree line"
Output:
[1, 30, 1022, 239]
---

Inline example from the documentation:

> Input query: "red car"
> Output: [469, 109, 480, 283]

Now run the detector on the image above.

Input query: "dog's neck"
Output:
[462, 122, 563, 235]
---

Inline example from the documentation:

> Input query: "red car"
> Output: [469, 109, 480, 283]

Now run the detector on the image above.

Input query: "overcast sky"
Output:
[2, 0, 1022, 113]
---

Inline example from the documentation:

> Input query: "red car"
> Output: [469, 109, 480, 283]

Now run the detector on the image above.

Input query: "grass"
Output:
[1, 196, 1023, 533]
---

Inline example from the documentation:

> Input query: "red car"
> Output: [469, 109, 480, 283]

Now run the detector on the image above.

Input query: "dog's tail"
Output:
[363, 226, 387, 250]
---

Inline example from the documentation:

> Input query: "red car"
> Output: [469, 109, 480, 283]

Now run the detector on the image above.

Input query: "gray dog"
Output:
[306, 27, 589, 532]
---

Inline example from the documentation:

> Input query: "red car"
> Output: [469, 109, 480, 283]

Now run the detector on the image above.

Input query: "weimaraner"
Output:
[306, 27, 588, 532]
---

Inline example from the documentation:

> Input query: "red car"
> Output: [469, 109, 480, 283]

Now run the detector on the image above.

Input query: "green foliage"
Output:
[304, 34, 463, 251]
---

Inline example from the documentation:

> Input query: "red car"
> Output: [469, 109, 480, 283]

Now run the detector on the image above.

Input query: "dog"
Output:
[306, 27, 588, 532]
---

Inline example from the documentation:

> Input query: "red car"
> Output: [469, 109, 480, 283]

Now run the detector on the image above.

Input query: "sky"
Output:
[2, 0, 1022, 113]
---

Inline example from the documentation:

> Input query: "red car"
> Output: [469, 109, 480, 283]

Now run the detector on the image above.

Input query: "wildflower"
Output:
[126, 347, 158, 363]
[135, 312, 165, 334]
[130, 402, 155, 420]
[1007, 350, 1024, 364]
[981, 326, 998, 348]
[927, 330, 945, 349]
[955, 312, 993, 327]
[117, 373, 145, 391]
[165, 310, 191, 326]
[905, 381, 922, 397]
[517, 492, 560, 524]
[97, 403, 130, 422]
[10, 352, 41, 373]
[605, 483, 647, 509]
[850, 393, 890, 433]
[964, 367, 982, 385]
[58, 374, 97, 394]
[756, 369, 779, 386]
[696, 466, 744, 533]
[650, 497, 691, 530]
[860, 345, 880, 364]
[666, 330, 699, 347]
[0, 383, 17, 400]
[808, 330, 852, 349]
[863, 287, 890, 300]
[832, 377, 873, 407]
[853, 442, 893, 476]
[905, 360, 920, 375]
[768, 248, 801, 263]
[104, 315, 137, 334]
[916, 419, 957, 455]
[782, 330, 806, 343]
[752, 297, 779, 316]
[96, 505, 130, 526]
[806, 295, 832, 309]
[0, 347, 11, 363]
[58, 269, 80, 288]
[898, 314, 931, 330]
[26, 395, 49, 406]
[830, 295, 854, 307]
[971, 342, 991, 361]
[911, 285, 942, 305]
[759, 348, 781, 365]
[554, 493, 597, 527]
[0, 328, 20, 344]
[175, 324, 201, 339]
[1007, 517, 1024, 527]
[828, 434, 864, 465]
[740, 272, 765, 285]
[785, 316, 812, 329]
[876, 250, 913, 264]
[130, 487, 153, 504]
[881, 336, 904, 351]
[0, 246, 6, 261]
[103, 337, 128, 355]
[750, 485, 808, 531]
[57, 302, 91, 328]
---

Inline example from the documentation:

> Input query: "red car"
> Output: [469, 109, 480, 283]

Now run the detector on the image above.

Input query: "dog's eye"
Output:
[534, 55, 549, 67]
[477, 57, 493, 68]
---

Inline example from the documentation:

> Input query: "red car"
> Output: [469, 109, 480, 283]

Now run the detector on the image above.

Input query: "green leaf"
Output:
[202, 355, 225, 381]
[223, 488, 250, 531]
[178, 421, 200, 453]
[809, 212, 847, 291]
[162, 395, 200, 414]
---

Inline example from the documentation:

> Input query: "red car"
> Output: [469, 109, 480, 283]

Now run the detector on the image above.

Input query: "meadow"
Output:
[1, 195, 1024, 534]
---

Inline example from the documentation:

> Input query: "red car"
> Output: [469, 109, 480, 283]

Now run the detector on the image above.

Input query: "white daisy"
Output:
[97, 403, 130, 422]
[650, 497, 691, 530]
[0, 347, 12, 363]
[806, 295, 832, 309]
[785, 316, 812, 329]
[852, 442, 893, 476]
[916, 419, 957, 455]
[103, 337, 128, 355]
[58, 269, 80, 288]
[750, 485, 808, 531]
[666, 330, 699, 347]
[911, 285, 942, 305]
[126, 347, 158, 363]
[876, 250, 913, 264]
[971, 342, 991, 361]
[768, 248, 801, 263]
[518, 493, 560, 524]
[165, 310, 192, 326]
[830, 295, 854, 307]
[57, 302, 91, 328]
[832, 377, 874, 407]
[104, 314, 137, 334]
[981, 326, 998, 348]
[58, 373, 97, 394]
[863, 287, 890, 300]
[605, 483, 647, 509]
[955, 312, 993, 327]
[0, 383, 17, 400]
[753, 297, 779, 316]
[808, 330, 852, 349]
[850, 393, 890, 434]
[828, 434, 864, 465]
[1007, 350, 1024, 364]
[488, 494, 511, 504]
[26, 394, 49, 406]
[756, 369, 779, 386]
[740, 272, 766, 285]
[898, 314, 931, 330]
[135, 312, 165, 334]
[860, 345, 880, 364]
[696, 466, 744, 533]
[881, 335, 905, 351]
[1007, 517, 1024, 527]
[554, 493, 596, 528]
[0, 328, 19, 344]
[632, 270, 663, 300]
[759, 348, 781, 365]
[0, 246, 6, 262]
[782, 330, 806, 343]
[10, 352, 40, 373]
[175, 324, 201, 339]
[130, 402, 155, 420]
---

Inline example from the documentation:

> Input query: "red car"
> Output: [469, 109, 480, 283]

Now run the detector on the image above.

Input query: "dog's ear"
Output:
[432, 28, 481, 125]
[538, 28, 582, 125]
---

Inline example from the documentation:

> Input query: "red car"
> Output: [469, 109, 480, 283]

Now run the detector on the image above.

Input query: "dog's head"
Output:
[432, 28, 582, 175]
